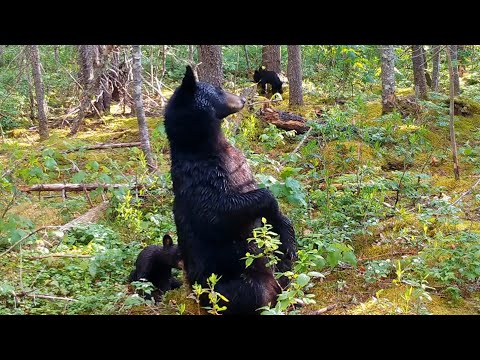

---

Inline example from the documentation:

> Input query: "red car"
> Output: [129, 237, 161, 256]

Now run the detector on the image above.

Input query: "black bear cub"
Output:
[164, 66, 297, 315]
[253, 66, 283, 95]
[129, 234, 183, 301]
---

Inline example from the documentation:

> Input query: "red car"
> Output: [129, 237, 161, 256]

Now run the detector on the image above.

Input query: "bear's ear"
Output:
[163, 234, 173, 248]
[182, 65, 197, 91]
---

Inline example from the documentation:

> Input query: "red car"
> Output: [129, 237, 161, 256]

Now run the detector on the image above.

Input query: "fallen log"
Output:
[58, 201, 110, 233]
[18, 183, 144, 193]
[64, 142, 141, 153]
[306, 304, 337, 315]
[258, 107, 310, 134]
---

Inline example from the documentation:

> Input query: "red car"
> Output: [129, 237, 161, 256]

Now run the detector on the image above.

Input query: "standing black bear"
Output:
[129, 234, 183, 302]
[253, 66, 283, 95]
[164, 66, 297, 314]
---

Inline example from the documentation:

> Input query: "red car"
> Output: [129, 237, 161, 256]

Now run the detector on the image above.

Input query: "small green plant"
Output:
[259, 272, 317, 315]
[115, 189, 143, 233]
[243, 220, 319, 315]
[188, 273, 229, 315]
[176, 303, 186, 315]
[130, 280, 155, 300]
[259, 124, 295, 150]
[364, 259, 394, 283]
[242, 217, 283, 269]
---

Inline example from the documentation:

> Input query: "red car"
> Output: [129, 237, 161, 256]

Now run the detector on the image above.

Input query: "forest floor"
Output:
[1, 80, 480, 315]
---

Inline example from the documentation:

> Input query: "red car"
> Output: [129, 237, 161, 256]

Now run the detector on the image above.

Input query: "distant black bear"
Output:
[129, 234, 183, 301]
[253, 66, 283, 95]
[164, 66, 297, 315]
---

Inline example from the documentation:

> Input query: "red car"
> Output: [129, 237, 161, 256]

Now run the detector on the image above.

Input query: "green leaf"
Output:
[98, 173, 112, 184]
[29, 166, 44, 178]
[343, 251, 357, 266]
[72, 171, 86, 183]
[326, 249, 342, 268]
[285, 177, 302, 191]
[87, 161, 100, 171]
[245, 257, 254, 268]
[44, 157, 58, 170]
[218, 294, 229, 302]
[296, 273, 310, 287]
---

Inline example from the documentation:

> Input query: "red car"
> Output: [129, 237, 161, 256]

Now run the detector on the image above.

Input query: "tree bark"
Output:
[54, 45, 59, 63]
[25, 55, 35, 120]
[70, 46, 111, 136]
[380, 45, 396, 114]
[262, 45, 281, 73]
[431, 45, 441, 91]
[132, 45, 155, 172]
[259, 107, 309, 133]
[198, 45, 223, 87]
[421, 46, 428, 71]
[446, 45, 460, 181]
[448, 45, 460, 95]
[457, 45, 466, 77]
[287, 45, 304, 107]
[243, 45, 250, 70]
[77, 45, 93, 88]
[57, 201, 110, 233]
[29, 45, 49, 140]
[161, 45, 167, 79]
[412, 45, 428, 100]
[422, 46, 432, 88]
[188, 45, 194, 64]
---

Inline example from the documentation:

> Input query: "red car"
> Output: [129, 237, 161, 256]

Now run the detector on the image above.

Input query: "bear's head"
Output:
[253, 66, 267, 83]
[161, 234, 183, 269]
[253, 69, 261, 83]
[165, 66, 246, 150]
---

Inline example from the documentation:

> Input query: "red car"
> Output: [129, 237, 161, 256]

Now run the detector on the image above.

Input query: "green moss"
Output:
[397, 88, 414, 96]
[359, 101, 382, 125]
[323, 140, 382, 173]
[427, 293, 480, 315]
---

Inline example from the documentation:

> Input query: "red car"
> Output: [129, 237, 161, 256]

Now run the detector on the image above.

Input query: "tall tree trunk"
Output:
[448, 45, 461, 95]
[70, 47, 110, 136]
[287, 45, 304, 107]
[262, 45, 281, 73]
[380, 45, 396, 114]
[457, 45, 466, 77]
[28, 45, 49, 140]
[188, 45, 194, 64]
[198, 45, 223, 87]
[421, 46, 432, 88]
[77, 45, 93, 88]
[421, 46, 427, 71]
[243, 45, 250, 70]
[54, 45, 59, 63]
[26, 63, 35, 121]
[132, 45, 155, 172]
[161, 45, 167, 79]
[447, 45, 460, 96]
[446, 45, 460, 181]
[412, 45, 428, 100]
[431, 45, 441, 91]
[0, 45, 4, 66]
